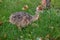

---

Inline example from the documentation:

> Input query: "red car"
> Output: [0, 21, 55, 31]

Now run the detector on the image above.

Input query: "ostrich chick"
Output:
[9, 5, 42, 28]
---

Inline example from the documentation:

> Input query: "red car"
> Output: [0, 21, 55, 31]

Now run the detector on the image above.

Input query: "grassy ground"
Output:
[51, 0, 60, 8]
[0, 0, 60, 40]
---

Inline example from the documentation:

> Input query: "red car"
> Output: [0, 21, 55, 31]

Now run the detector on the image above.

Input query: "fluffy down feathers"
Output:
[9, 12, 32, 27]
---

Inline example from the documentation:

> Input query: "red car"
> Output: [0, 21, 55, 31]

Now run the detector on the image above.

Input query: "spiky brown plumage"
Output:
[9, 5, 43, 28]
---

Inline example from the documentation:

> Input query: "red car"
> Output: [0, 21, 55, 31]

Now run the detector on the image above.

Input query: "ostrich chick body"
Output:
[9, 5, 42, 28]
[9, 12, 32, 27]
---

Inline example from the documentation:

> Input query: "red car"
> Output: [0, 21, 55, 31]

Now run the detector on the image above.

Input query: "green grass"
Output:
[0, 0, 60, 40]
[51, 0, 60, 8]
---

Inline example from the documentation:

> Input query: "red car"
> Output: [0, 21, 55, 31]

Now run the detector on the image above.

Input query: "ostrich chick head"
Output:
[36, 5, 43, 13]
